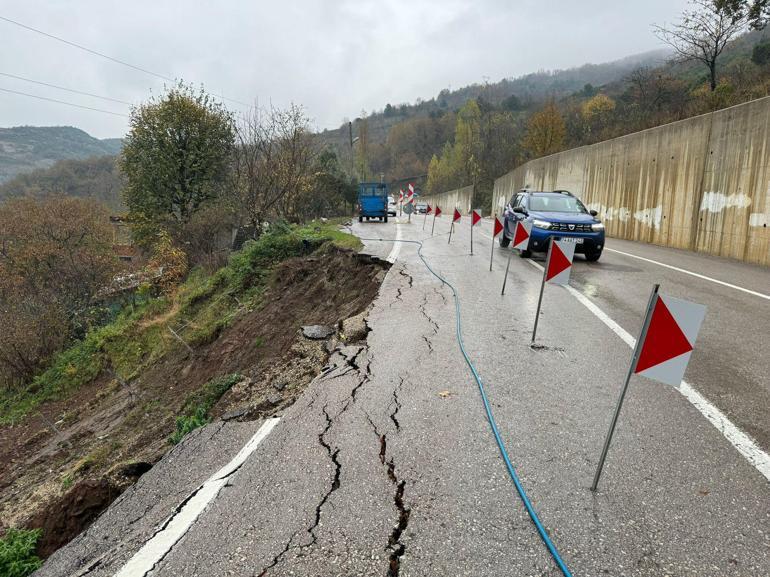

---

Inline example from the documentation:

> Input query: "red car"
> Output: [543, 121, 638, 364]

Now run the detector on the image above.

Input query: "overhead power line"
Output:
[0, 86, 129, 117]
[0, 15, 173, 81]
[0, 72, 133, 105]
[0, 14, 251, 108]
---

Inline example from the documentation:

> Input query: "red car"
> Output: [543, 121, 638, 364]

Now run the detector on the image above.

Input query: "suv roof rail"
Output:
[552, 189, 574, 195]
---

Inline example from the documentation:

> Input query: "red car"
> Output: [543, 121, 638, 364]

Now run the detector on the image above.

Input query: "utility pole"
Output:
[348, 121, 354, 179]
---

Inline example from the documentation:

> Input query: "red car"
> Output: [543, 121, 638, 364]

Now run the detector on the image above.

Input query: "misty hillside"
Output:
[0, 126, 123, 183]
[0, 155, 125, 211]
[319, 48, 671, 148]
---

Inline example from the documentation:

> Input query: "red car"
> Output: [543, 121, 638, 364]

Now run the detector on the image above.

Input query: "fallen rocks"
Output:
[302, 325, 336, 340]
[221, 407, 251, 421]
[341, 310, 369, 343]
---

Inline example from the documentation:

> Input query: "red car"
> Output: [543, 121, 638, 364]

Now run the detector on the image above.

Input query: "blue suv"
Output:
[500, 189, 605, 261]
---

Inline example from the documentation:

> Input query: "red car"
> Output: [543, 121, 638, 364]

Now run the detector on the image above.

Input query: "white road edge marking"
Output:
[114, 417, 281, 577]
[386, 221, 402, 263]
[522, 258, 770, 482]
[605, 247, 770, 301]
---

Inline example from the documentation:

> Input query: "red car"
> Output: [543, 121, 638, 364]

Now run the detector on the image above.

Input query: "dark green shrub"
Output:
[0, 529, 42, 577]
[169, 373, 242, 445]
[169, 406, 209, 445]
[752, 41, 770, 66]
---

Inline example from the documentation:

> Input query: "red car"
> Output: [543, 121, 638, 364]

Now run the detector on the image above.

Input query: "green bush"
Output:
[752, 41, 770, 67]
[181, 373, 242, 416]
[0, 529, 42, 577]
[169, 373, 242, 445]
[169, 406, 209, 445]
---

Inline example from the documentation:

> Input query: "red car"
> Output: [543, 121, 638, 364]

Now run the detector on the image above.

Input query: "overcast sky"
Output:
[0, 0, 690, 139]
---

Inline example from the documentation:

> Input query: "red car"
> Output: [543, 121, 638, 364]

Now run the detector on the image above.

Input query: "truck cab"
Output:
[358, 182, 389, 223]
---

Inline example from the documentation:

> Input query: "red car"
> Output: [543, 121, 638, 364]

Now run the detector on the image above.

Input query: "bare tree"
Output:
[227, 104, 318, 235]
[654, 0, 748, 91]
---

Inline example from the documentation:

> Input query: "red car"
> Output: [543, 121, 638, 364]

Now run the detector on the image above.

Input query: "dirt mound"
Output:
[0, 244, 388, 557]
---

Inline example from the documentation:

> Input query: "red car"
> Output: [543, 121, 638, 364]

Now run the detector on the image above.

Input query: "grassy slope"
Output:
[0, 220, 360, 426]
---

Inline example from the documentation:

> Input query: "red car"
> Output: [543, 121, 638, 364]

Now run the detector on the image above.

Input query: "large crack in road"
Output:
[256, 345, 374, 576]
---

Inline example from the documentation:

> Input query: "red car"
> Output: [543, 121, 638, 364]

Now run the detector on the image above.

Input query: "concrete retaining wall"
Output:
[419, 185, 475, 216]
[492, 96, 770, 266]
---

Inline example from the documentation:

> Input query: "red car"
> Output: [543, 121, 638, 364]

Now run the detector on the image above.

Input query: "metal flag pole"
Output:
[501, 245, 514, 295]
[448, 220, 454, 244]
[431, 209, 437, 236]
[490, 213, 496, 271]
[591, 283, 660, 492]
[470, 210, 474, 255]
[531, 237, 553, 344]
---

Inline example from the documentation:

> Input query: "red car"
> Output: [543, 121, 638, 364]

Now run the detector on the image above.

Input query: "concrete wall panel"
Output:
[492, 96, 770, 266]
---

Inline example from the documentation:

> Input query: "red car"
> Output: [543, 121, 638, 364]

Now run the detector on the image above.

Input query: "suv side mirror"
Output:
[589, 210, 598, 216]
[513, 206, 526, 214]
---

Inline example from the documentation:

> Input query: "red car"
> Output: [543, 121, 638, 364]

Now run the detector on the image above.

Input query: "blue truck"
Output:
[357, 182, 389, 223]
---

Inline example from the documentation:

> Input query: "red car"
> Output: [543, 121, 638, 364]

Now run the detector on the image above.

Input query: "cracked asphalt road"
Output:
[36, 218, 770, 577]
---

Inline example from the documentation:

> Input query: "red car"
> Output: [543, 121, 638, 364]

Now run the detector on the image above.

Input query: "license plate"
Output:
[559, 237, 584, 244]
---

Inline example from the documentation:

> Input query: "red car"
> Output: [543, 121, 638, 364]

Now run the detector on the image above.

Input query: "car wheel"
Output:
[518, 249, 532, 258]
[384, 215, 388, 223]
[499, 234, 510, 248]
[358, 215, 363, 222]
[585, 250, 602, 262]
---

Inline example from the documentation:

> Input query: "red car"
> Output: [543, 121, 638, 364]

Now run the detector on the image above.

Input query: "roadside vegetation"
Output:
[169, 373, 242, 444]
[0, 219, 359, 427]
[0, 529, 42, 577]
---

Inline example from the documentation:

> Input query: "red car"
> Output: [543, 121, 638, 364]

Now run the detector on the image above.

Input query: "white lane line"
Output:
[605, 247, 770, 301]
[115, 418, 281, 577]
[386, 222, 402, 263]
[522, 258, 770, 481]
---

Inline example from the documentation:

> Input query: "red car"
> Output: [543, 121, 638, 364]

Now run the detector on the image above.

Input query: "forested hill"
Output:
[318, 48, 671, 148]
[0, 155, 125, 211]
[0, 126, 123, 183]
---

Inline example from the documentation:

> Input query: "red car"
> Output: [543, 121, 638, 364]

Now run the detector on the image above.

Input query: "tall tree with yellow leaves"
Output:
[523, 100, 566, 158]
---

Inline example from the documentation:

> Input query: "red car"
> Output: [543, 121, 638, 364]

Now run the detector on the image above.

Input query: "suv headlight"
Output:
[533, 219, 551, 229]
[591, 222, 605, 231]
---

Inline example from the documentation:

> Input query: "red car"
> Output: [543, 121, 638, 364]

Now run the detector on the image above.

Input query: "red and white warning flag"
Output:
[435, 206, 442, 217]
[408, 182, 415, 196]
[453, 208, 462, 222]
[634, 294, 706, 386]
[426, 204, 433, 214]
[471, 209, 482, 226]
[512, 221, 532, 251]
[398, 189, 404, 202]
[545, 239, 575, 285]
[492, 215, 504, 238]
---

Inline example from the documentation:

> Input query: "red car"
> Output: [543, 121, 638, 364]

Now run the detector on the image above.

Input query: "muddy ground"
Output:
[0, 245, 388, 558]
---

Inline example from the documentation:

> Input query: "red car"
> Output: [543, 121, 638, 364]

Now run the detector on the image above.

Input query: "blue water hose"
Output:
[359, 234, 574, 577]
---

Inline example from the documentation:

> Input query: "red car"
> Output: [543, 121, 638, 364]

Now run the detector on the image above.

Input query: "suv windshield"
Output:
[528, 194, 587, 213]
